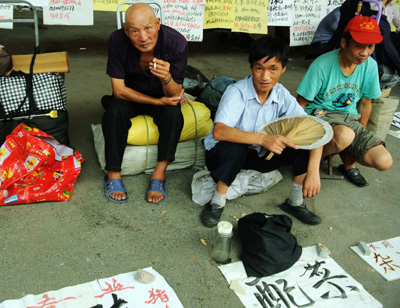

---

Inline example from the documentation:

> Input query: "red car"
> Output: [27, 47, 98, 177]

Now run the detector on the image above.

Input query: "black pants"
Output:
[390, 32, 400, 58]
[101, 96, 184, 171]
[205, 141, 309, 186]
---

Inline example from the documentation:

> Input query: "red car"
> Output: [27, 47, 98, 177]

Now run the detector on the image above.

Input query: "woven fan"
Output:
[257, 115, 333, 160]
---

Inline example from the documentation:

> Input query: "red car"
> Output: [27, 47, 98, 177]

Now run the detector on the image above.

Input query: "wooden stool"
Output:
[320, 155, 344, 180]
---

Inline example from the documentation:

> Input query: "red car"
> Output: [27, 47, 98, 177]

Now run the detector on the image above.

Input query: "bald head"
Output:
[125, 3, 157, 28]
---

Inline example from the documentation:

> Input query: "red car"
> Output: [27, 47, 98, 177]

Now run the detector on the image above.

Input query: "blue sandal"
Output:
[104, 176, 128, 203]
[146, 179, 167, 203]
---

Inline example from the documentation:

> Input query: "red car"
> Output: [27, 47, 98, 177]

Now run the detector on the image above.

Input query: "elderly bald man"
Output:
[102, 3, 188, 203]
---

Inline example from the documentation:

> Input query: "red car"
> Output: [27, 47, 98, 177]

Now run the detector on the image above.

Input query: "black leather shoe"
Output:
[338, 164, 369, 187]
[280, 199, 322, 225]
[200, 203, 224, 228]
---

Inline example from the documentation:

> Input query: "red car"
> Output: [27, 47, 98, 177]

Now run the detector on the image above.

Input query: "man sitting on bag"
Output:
[201, 35, 323, 227]
[102, 3, 187, 203]
[297, 16, 393, 187]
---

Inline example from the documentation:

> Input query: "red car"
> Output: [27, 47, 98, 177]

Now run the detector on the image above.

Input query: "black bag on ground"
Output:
[0, 55, 69, 146]
[0, 109, 70, 146]
[183, 65, 209, 97]
[197, 76, 237, 119]
[379, 64, 400, 90]
[238, 213, 302, 278]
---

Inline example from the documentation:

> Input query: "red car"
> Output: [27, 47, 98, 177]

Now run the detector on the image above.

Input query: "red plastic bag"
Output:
[0, 123, 84, 205]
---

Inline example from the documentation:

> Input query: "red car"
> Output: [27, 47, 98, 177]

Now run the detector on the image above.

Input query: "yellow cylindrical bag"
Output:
[127, 100, 212, 145]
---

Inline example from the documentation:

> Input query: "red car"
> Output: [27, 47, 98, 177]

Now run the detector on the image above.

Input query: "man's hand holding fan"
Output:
[257, 115, 334, 160]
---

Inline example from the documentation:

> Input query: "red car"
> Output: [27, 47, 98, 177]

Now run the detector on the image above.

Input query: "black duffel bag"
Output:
[0, 54, 69, 146]
[0, 109, 69, 146]
[238, 213, 302, 278]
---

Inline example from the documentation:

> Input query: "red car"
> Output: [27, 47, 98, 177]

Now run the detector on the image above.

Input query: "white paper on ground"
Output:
[388, 130, 400, 139]
[392, 112, 400, 128]
[0, 267, 183, 308]
[351, 236, 400, 282]
[218, 246, 382, 308]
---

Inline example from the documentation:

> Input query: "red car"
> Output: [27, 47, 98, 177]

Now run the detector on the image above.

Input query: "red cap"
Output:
[344, 15, 383, 44]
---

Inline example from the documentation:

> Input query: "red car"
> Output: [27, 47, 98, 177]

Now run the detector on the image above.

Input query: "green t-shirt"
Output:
[297, 49, 381, 115]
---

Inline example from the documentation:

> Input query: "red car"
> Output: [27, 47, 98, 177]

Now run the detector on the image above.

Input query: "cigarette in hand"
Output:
[153, 63, 157, 70]
[179, 89, 187, 104]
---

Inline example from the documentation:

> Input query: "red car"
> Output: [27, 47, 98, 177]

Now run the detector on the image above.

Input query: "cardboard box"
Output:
[10, 51, 69, 74]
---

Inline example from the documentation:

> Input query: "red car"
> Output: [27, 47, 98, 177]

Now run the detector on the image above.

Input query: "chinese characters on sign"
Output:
[26, 294, 76, 308]
[267, 0, 293, 26]
[43, 0, 94, 25]
[351, 236, 400, 281]
[290, 0, 325, 47]
[95, 278, 135, 298]
[0, 268, 184, 308]
[219, 246, 382, 308]
[163, 0, 205, 42]
[0, 4, 13, 30]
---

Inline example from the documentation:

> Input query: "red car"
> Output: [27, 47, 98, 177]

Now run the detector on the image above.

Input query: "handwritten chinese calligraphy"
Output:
[0, 4, 13, 29]
[373, 253, 400, 274]
[351, 236, 400, 281]
[95, 278, 135, 298]
[43, 0, 93, 25]
[145, 288, 170, 308]
[219, 246, 382, 308]
[252, 260, 357, 307]
[0, 268, 183, 308]
[26, 294, 76, 308]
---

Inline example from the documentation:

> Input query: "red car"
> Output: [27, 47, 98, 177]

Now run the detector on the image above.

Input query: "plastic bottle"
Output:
[211, 221, 233, 263]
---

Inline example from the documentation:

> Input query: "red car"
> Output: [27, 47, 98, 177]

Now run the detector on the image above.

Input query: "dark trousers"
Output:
[391, 32, 400, 52]
[205, 141, 309, 186]
[101, 96, 184, 171]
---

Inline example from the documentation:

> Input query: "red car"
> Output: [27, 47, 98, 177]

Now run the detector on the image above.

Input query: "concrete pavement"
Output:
[1, 10, 400, 307]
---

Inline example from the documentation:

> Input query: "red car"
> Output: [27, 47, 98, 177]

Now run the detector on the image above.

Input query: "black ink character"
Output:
[90, 293, 127, 308]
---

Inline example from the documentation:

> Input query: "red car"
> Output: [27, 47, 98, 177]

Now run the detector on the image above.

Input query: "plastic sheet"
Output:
[0, 123, 83, 205]
[191, 169, 283, 206]
[92, 124, 206, 176]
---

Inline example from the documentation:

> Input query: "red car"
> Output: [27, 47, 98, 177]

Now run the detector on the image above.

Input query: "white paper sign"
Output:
[267, 1, 293, 26]
[219, 246, 382, 308]
[163, 0, 205, 42]
[43, 0, 94, 25]
[25, 0, 48, 6]
[0, 4, 13, 30]
[0, 267, 184, 307]
[326, 0, 345, 14]
[351, 236, 400, 281]
[290, 0, 327, 47]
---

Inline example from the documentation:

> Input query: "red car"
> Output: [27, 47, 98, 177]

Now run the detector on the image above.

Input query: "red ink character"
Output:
[381, 240, 394, 248]
[145, 288, 169, 304]
[26, 293, 76, 308]
[369, 244, 380, 251]
[95, 278, 135, 298]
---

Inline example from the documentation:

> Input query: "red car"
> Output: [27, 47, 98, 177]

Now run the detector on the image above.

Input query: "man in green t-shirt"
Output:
[297, 15, 393, 187]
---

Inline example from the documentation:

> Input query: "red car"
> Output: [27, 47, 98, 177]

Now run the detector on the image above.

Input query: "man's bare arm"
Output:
[111, 78, 182, 106]
[302, 146, 322, 198]
[297, 94, 310, 110]
[357, 97, 372, 127]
